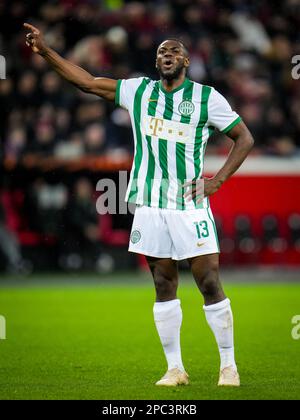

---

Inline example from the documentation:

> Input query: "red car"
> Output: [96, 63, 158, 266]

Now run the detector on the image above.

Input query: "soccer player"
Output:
[24, 23, 254, 387]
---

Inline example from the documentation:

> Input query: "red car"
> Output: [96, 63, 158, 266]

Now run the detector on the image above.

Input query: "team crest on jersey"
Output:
[178, 100, 195, 116]
[131, 230, 141, 244]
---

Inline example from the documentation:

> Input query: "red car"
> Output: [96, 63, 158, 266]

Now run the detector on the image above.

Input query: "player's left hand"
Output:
[183, 177, 220, 204]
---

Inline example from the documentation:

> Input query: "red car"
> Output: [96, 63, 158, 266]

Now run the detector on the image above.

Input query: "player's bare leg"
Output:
[147, 256, 178, 302]
[188, 253, 225, 305]
[147, 256, 189, 386]
[188, 253, 240, 386]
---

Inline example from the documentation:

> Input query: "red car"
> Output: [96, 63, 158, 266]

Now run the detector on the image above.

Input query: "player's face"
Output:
[156, 40, 189, 81]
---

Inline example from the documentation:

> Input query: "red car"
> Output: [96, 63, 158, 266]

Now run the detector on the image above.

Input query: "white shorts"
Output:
[128, 205, 220, 261]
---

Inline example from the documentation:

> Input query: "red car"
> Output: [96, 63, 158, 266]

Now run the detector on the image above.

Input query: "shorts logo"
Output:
[197, 242, 205, 247]
[131, 230, 141, 244]
[178, 100, 194, 116]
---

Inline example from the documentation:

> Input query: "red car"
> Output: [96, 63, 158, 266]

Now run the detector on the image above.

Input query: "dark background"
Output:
[0, 0, 300, 274]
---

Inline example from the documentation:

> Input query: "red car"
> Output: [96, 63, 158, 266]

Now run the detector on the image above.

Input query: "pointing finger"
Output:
[23, 22, 40, 35]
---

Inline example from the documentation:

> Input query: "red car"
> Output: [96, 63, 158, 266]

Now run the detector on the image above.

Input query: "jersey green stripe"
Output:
[144, 136, 155, 204]
[143, 83, 159, 205]
[128, 78, 150, 202]
[207, 207, 220, 252]
[176, 80, 194, 210]
[115, 79, 122, 106]
[158, 139, 168, 208]
[158, 93, 173, 208]
[193, 85, 211, 207]
[175, 143, 186, 210]
[148, 81, 160, 116]
[194, 85, 211, 175]
[195, 125, 214, 209]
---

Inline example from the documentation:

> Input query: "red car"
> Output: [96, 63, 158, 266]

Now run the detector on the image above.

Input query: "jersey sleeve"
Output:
[115, 77, 145, 111]
[207, 88, 242, 134]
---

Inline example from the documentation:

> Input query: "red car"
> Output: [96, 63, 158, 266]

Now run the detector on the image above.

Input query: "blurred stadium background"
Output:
[0, 0, 300, 275]
[1, 0, 300, 402]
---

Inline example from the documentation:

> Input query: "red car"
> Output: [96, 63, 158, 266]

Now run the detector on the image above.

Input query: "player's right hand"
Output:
[23, 23, 46, 54]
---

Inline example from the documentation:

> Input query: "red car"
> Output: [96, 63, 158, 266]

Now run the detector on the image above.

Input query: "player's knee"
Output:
[197, 262, 220, 299]
[154, 273, 177, 299]
[148, 262, 177, 299]
[200, 273, 220, 298]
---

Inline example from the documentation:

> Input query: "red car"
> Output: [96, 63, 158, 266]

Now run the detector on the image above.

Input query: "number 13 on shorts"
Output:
[194, 220, 209, 239]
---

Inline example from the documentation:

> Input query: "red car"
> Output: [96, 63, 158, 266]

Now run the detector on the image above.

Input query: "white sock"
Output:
[203, 298, 237, 371]
[153, 299, 185, 372]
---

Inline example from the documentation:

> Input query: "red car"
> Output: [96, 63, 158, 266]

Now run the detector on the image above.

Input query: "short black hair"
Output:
[159, 38, 189, 58]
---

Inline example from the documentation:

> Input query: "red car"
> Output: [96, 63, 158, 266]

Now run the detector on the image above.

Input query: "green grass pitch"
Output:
[0, 273, 299, 400]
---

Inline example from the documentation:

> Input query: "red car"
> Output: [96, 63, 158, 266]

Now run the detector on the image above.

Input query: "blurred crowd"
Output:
[1, 0, 300, 272]
[0, 176, 104, 272]
[1, 0, 300, 161]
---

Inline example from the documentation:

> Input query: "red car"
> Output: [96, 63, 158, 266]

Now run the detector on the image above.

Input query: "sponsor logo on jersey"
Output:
[178, 100, 195, 116]
[131, 230, 141, 244]
[142, 116, 193, 144]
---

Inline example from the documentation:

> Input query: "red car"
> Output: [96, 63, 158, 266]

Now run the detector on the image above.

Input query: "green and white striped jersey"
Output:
[115, 77, 241, 210]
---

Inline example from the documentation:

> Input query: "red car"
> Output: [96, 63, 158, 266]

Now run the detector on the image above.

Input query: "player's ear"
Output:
[184, 57, 190, 68]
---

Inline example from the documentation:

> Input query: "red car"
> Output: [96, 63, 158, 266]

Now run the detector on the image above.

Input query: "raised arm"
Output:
[23, 23, 117, 101]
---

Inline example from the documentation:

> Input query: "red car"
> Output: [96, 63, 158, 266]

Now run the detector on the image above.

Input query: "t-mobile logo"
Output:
[0, 55, 6, 79]
[0, 315, 6, 340]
